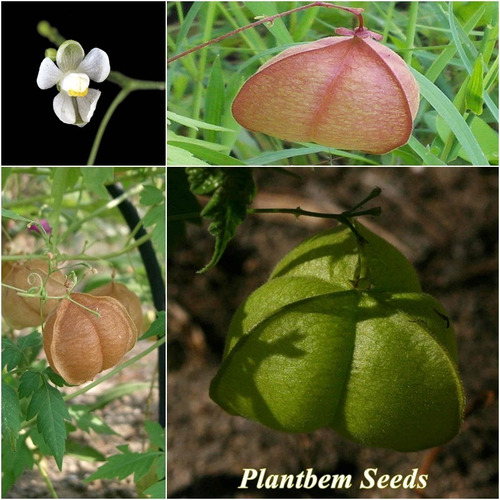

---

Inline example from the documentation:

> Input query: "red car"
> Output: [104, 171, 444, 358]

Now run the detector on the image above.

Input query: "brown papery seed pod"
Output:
[232, 32, 419, 154]
[43, 292, 138, 385]
[2, 259, 67, 329]
[90, 281, 143, 333]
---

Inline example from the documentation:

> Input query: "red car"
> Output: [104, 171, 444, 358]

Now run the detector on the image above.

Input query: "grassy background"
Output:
[167, 1, 498, 166]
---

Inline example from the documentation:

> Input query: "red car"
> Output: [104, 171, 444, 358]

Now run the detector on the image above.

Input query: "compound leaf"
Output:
[26, 378, 71, 470]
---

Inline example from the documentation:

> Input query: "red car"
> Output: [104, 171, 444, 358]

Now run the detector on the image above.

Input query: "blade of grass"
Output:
[447, 2, 498, 121]
[168, 141, 247, 165]
[425, 4, 485, 83]
[411, 68, 489, 165]
[407, 136, 447, 165]
[247, 145, 378, 165]
[204, 56, 225, 143]
[245, 2, 294, 46]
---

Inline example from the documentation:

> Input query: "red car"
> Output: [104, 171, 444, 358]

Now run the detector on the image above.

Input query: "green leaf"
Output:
[19, 370, 42, 399]
[407, 136, 447, 165]
[411, 69, 489, 165]
[65, 439, 106, 462]
[1, 208, 33, 223]
[2, 436, 34, 496]
[2, 383, 22, 451]
[204, 55, 225, 143]
[437, 115, 499, 164]
[140, 185, 164, 206]
[186, 168, 256, 272]
[465, 55, 484, 115]
[69, 404, 118, 435]
[84, 446, 161, 483]
[168, 130, 232, 152]
[145, 420, 165, 450]
[245, 2, 294, 46]
[167, 111, 235, 132]
[169, 141, 247, 165]
[143, 204, 165, 258]
[2, 331, 42, 372]
[80, 167, 114, 198]
[248, 144, 377, 165]
[167, 145, 210, 166]
[26, 378, 71, 470]
[139, 311, 165, 341]
[2, 338, 20, 371]
[143, 479, 166, 499]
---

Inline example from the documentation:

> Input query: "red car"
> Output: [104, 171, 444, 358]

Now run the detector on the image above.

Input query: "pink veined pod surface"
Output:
[232, 35, 420, 154]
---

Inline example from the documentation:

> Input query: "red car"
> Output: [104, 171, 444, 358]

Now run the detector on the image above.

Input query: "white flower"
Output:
[37, 40, 110, 127]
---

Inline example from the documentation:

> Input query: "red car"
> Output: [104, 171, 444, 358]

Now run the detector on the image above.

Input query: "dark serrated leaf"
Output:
[17, 331, 43, 366]
[186, 168, 255, 272]
[2, 383, 21, 451]
[26, 379, 71, 470]
[19, 370, 42, 399]
[2, 338, 20, 371]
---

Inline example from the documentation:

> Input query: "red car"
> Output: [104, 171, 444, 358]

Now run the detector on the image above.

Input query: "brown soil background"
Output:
[167, 167, 498, 498]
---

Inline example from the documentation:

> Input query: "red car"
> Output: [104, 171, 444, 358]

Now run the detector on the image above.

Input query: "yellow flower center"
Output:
[68, 88, 89, 97]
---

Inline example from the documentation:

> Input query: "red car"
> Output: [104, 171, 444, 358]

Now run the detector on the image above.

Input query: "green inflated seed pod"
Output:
[210, 223, 465, 452]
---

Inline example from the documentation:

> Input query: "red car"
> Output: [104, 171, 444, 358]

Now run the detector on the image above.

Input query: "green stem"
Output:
[87, 88, 130, 165]
[33, 454, 59, 498]
[64, 336, 166, 401]
[87, 74, 165, 165]
[248, 206, 381, 243]
[60, 183, 144, 240]
[60, 232, 153, 262]
[50, 168, 71, 253]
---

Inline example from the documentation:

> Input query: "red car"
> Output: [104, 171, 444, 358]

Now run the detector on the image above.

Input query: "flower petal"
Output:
[60, 73, 90, 96]
[53, 92, 76, 124]
[36, 58, 62, 89]
[57, 40, 85, 72]
[75, 89, 101, 126]
[77, 48, 110, 82]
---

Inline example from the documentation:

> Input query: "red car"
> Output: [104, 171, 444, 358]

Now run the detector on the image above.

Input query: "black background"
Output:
[1, 1, 165, 166]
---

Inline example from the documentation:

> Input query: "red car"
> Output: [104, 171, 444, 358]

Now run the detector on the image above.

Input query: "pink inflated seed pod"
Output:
[232, 29, 419, 154]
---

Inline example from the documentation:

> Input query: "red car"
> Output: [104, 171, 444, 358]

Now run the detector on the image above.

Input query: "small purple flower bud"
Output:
[28, 219, 52, 235]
